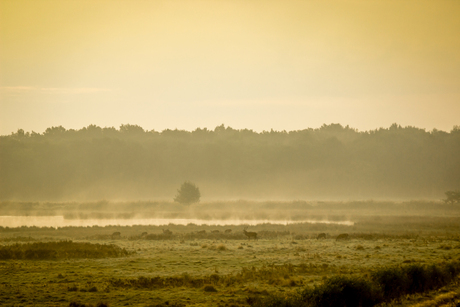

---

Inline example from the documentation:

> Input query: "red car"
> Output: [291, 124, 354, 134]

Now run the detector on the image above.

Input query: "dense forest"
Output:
[1, 124, 459, 201]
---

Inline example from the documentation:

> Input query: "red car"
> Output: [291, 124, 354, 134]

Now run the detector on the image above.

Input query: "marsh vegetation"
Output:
[1, 201, 460, 306]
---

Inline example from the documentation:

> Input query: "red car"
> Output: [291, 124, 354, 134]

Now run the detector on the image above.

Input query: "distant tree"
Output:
[44, 126, 66, 136]
[120, 124, 145, 134]
[174, 181, 201, 204]
[443, 190, 460, 205]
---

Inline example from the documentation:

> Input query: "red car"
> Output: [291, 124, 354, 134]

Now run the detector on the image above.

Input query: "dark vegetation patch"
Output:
[0, 236, 36, 242]
[69, 302, 108, 307]
[126, 230, 293, 241]
[147, 302, 186, 307]
[249, 261, 460, 307]
[203, 285, 217, 292]
[109, 264, 307, 289]
[0, 240, 129, 260]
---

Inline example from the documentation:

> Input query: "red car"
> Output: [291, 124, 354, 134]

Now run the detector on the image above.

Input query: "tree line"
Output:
[0, 123, 459, 200]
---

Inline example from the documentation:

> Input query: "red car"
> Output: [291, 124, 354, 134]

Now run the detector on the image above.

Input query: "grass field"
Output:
[1, 201, 460, 306]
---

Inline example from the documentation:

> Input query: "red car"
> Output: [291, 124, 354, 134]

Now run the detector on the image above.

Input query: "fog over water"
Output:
[0, 216, 354, 228]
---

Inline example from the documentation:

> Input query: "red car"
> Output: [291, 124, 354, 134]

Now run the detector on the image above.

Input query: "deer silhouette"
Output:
[243, 227, 258, 240]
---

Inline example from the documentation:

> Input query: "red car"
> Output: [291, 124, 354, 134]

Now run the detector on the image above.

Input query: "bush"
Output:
[372, 267, 409, 300]
[203, 285, 217, 292]
[69, 302, 108, 307]
[303, 276, 382, 307]
[405, 264, 430, 293]
[249, 294, 302, 307]
[88, 286, 98, 292]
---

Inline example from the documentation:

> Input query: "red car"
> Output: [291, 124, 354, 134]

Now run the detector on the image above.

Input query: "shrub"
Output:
[88, 286, 98, 292]
[249, 294, 302, 307]
[302, 276, 382, 307]
[69, 302, 108, 307]
[405, 264, 430, 293]
[372, 267, 409, 300]
[203, 285, 217, 292]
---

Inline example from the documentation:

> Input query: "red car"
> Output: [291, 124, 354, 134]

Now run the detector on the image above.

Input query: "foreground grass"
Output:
[1, 217, 460, 306]
[251, 261, 460, 307]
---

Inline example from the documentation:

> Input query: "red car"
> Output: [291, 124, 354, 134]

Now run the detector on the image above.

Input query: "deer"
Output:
[243, 227, 258, 240]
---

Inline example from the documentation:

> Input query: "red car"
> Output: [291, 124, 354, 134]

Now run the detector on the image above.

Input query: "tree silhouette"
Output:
[174, 181, 201, 204]
[1, 123, 460, 200]
[443, 190, 460, 205]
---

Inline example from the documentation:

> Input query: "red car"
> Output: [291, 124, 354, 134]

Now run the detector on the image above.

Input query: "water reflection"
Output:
[0, 216, 354, 227]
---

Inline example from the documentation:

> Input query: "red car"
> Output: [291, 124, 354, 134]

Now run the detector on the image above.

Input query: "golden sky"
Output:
[1, 0, 459, 134]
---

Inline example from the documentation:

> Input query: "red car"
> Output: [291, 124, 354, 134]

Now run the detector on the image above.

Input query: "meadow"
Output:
[1, 200, 460, 307]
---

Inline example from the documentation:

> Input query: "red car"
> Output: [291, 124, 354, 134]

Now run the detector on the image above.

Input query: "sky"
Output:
[1, 0, 459, 135]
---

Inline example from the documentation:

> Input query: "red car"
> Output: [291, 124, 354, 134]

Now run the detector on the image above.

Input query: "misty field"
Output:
[1, 201, 460, 307]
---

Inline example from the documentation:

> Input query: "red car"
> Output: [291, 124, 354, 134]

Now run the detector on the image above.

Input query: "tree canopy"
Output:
[1, 124, 459, 200]
[174, 181, 201, 204]
[444, 190, 460, 204]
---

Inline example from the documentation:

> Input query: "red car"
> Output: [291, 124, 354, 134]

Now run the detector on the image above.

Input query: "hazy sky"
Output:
[1, 0, 459, 135]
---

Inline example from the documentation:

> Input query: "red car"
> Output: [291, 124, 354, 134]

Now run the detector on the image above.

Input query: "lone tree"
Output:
[443, 190, 460, 205]
[174, 181, 201, 204]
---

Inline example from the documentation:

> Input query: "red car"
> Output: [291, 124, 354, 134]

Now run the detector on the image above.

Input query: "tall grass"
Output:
[109, 264, 306, 289]
[251, 261, 460, 307]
